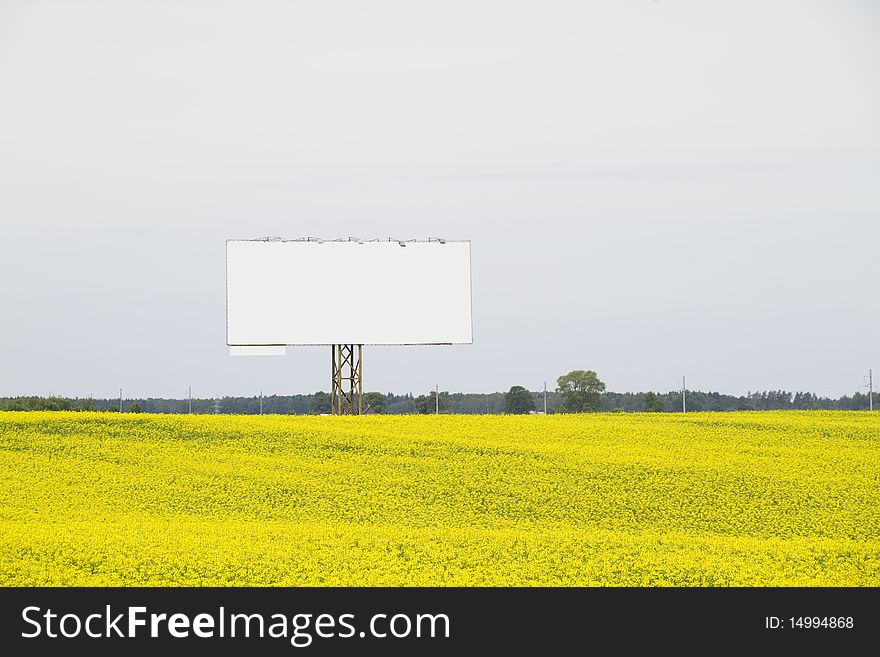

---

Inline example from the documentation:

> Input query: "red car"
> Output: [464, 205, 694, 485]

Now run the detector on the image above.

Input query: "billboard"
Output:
[226, 239, 472, 346]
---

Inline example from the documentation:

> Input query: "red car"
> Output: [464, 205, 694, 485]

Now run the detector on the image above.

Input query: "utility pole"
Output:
[188, 386, 192, 414]
[681, 376, 686, 413]
[213, 397, 221, 415]
[119, 388, 123, 413]
[543, 381, 547, 414]
[259, 391, 263, 415]
[435, 384, 439, 414]
[870, 370, 874, 412]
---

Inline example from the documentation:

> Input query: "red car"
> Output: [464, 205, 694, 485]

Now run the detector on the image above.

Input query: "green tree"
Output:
[362, 392, 386, 413]
[556, 370, 605, 413]
[503, 386, 535, 414]
[643, 392, 664, 412]
[309, 391, 330, 414]
[129, 402, 141, 413]
[415, 390, 449, 414]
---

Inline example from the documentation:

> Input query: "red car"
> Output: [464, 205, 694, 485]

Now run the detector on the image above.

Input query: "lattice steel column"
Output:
[331, 344, 362, 415]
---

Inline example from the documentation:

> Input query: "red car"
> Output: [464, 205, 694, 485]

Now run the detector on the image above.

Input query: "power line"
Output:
[860, 370, 874, 411]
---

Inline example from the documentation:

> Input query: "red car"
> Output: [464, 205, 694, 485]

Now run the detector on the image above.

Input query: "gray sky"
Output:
[1, 0, 878, 399]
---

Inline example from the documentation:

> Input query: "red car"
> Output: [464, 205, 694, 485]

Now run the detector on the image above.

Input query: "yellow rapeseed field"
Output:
[0, 411, 877, 586]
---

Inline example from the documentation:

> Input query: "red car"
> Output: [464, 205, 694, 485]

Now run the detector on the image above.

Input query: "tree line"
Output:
[1, 373, 874, 414]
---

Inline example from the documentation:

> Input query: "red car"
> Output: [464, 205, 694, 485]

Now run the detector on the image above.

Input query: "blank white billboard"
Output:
[226, 239, 472, 346]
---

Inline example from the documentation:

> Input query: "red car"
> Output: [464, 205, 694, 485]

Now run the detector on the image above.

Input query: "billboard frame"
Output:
[225, 237, 472, 415]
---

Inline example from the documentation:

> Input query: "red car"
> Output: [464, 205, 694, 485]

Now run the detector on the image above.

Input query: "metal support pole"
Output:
[330, 344, 363, 415]
[543, 381, 547, 414]
[331, 346, 338, 414]
[682, 376, 686, 413]
[357, 345, 363, 415]
[435, 384, 439, 414]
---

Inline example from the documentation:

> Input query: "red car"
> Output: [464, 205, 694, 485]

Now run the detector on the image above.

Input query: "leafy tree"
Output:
[643, 392, 664, 412]
[556, 370, 605, 413]
[362, 392, 386, 413]
[309, 391, 330, 414]
[415, 390, 449, 414]
[385, 393, 418, 414]
[129, 402, 141, 413]
[503, 386, 535, 414]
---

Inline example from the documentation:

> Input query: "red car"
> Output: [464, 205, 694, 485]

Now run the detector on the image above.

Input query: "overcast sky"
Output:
[1, 0, 878, 399]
